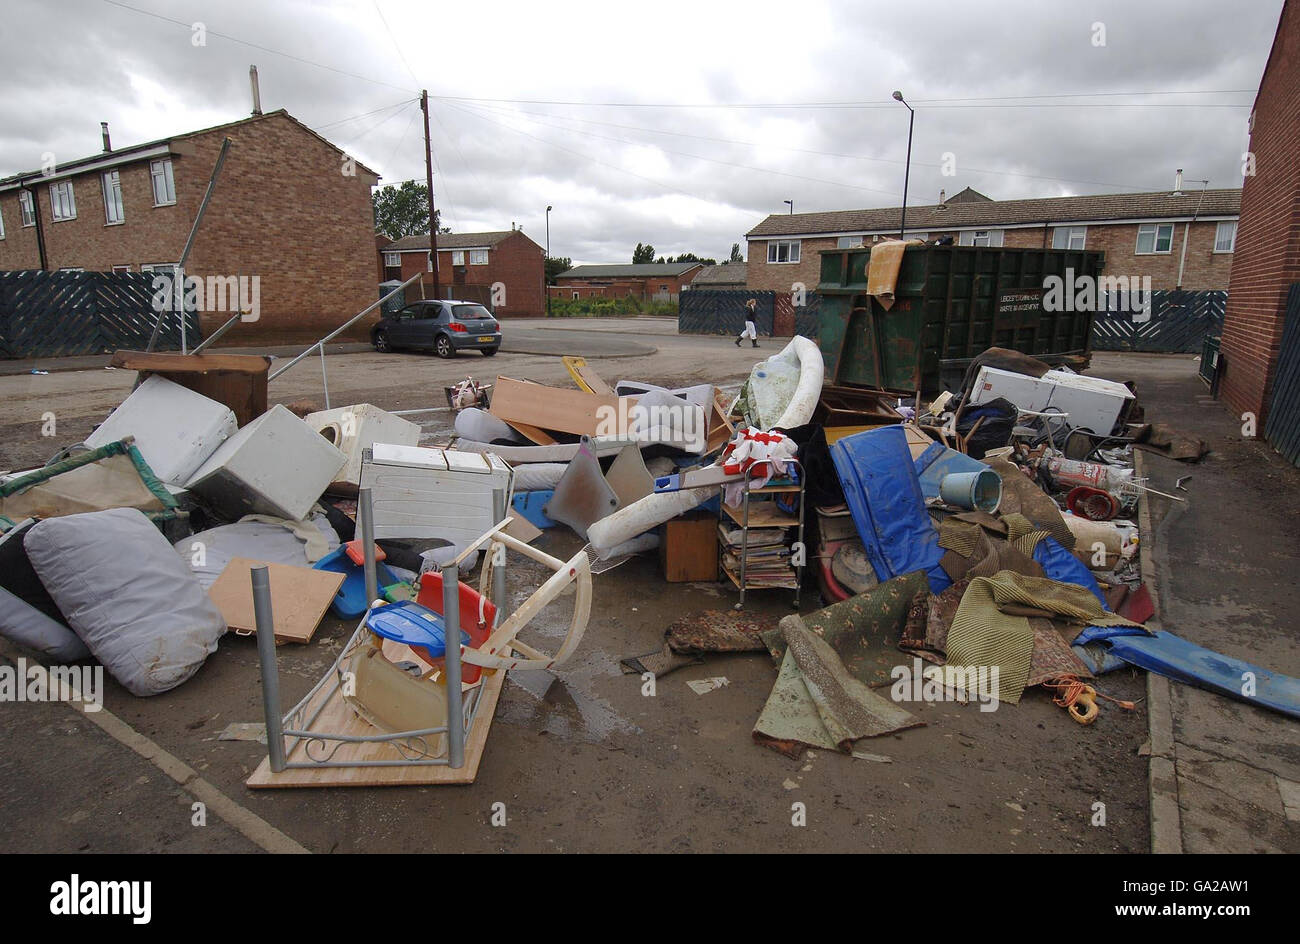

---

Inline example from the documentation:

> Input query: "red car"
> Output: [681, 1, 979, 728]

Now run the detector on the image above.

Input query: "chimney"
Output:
[1173, 168, 1183, 196]
[249, 65, 263, 116]
[939, 188, 946, 206]
[100, 122, 112, 152]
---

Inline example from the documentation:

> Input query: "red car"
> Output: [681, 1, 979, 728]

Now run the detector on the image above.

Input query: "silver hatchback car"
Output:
[371, 299, 501, 358]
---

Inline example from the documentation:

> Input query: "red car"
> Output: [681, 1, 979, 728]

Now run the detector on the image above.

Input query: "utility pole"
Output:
[420, 89, 441, 298]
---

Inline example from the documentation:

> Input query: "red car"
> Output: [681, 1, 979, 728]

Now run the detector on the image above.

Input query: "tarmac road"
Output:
[0, 323, 1151, 853]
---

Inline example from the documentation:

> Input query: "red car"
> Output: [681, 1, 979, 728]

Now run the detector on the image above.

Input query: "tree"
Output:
[372, 181, 448, 240]
[544, 255, 572, 285]
[665, 252, 716, 266]
[729, 243, 743, 263]
[632, 242, 656, 264]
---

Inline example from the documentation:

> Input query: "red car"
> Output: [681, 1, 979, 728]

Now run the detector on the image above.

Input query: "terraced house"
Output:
[0, 108, 380, 343]
[745, 185, 1242, 296]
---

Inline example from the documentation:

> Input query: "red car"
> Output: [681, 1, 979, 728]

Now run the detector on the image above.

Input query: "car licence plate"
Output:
[477, 336, 493, 342]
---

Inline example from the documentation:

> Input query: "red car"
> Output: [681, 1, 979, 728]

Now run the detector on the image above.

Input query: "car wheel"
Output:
[373, 330, 391, 353]
[435, 334, 455, 358]
[481, 347, 498, 357]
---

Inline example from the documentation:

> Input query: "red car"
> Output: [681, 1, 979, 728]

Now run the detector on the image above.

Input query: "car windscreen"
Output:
[452, 304, 493, 322]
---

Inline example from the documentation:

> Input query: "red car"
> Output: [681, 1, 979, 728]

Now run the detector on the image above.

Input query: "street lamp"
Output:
[783, 199, 793, 214]
[892, 90, 914, 239]
[546, 205, 552, 318]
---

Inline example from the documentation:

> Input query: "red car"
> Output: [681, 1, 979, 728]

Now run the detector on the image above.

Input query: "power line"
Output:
[100, 0, 418, 94]
[432, 88, 1255, 110]
[372, 0, 420, 88]
[458, 98, 1153, 192]
[451, 100, 902, 199]
[312, 98, 418, 132]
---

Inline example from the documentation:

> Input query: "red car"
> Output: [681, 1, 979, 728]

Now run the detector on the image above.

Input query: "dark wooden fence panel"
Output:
[0, 270, 199, 358]
[679, 289, 774, 336]
[1092, 290, 1226, 353]
[1264, 283, 1300, 467]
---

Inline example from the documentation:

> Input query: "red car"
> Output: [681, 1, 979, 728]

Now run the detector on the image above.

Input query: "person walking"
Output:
[735, 298, 759, 348]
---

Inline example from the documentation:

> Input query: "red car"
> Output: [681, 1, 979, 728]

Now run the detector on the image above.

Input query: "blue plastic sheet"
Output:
[1074, 625, 1300, 719]
[830, 426, 951, 594]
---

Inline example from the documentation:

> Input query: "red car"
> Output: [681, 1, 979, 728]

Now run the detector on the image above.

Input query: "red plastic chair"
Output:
[414, 571, 495, 685]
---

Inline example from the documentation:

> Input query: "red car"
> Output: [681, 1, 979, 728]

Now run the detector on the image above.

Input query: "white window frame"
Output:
[383, 252, 400, 267]
[19, 190, 35, 227]
[111, 264, 131, 273]
[1214, 221, 1237, 254]
[150, 159, 176, 207]
[103, 170, 125, 225]
[451, 250, 465, 266]
[572, 291, 579, 300]
[50, 181, 76, 221]
[1052, 226, 1087, 250]
[1136, 223, 1174, 255]
[469, 249, 489, 265]
[960, 229, 1004, 248]
[0, 205, 4, 239]
[766, 240, 801, 264]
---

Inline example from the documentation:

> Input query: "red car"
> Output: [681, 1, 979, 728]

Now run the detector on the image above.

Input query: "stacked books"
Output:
[718, 524, 798, 588]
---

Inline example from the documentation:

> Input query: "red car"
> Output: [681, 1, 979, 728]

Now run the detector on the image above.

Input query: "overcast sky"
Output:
[2, 0, 1284, 265]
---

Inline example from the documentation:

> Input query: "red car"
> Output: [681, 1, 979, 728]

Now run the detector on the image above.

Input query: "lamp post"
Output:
[545, 205, 552, 318]
[783, 199, 793, 214]
[892, 90, 914, 240]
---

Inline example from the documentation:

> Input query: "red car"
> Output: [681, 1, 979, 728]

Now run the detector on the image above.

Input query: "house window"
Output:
[150, 159, 176, 206]
[103, 170, 125, 224]
[572, 291, 580, 300]
[0, 206, 4, 239]
[19, 190, 35, 226]
[659, 284, 668, 291]
[469, 249, 489, 265]
[837, 236, 863, 249]
[50, 181, 76, 221]
[959, 229, 1003, 247]
[383, 252, 400, 267]
[1136, 223, 1174, 254]
[1051, 226, 1087, 250]
[451, 250, 465, 266]
[1214, 221, 1237, 253]
[111, 264, 131, 273]
[767, 240, 801, 263]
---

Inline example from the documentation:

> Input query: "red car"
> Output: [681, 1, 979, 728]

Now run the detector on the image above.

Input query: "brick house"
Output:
[744, 186, 1241, 296]
[0, 109, 381, 344]
[380, 229, 545, 317]
[1218, 0, 1299, 427]
[551, 262, 704, 302]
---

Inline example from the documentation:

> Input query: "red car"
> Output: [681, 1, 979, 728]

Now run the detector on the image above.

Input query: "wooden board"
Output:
[111, 350, 271, 426]
[207, 558, 343, 645]
[562, 355, 613, 396]
[660, 512, 720, 582]
[490, 376, 623, 438]
[246, 660, 507, 788]
[505, 420, 558, 445]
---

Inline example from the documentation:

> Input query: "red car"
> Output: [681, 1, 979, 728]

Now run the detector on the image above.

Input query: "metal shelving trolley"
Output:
[718, 458, 805, 610]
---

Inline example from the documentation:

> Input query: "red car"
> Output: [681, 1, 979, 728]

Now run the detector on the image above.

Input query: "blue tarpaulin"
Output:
[1074, 624, 1300, 720]
[830, 426, 951, 594]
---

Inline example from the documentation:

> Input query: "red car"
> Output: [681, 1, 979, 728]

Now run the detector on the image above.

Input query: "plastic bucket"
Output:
[939, 469, 1002, 513]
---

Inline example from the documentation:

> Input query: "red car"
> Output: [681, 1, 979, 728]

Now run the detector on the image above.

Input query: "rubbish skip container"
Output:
[817, 243, 1106, 395]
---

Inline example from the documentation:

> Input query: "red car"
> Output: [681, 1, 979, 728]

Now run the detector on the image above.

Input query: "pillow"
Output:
[24, 508, 226, 696]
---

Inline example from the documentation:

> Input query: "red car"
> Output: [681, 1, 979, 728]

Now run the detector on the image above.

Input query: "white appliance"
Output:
[185, 404, 347, 521]
[359, 444, 512, 548]
[970, 366, 1134, 435]
[304, 403, 421, 488]
[85, 375, 237, 485]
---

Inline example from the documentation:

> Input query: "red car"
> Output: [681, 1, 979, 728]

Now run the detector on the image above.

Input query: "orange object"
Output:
[1043, 675, 1137, 725]
[414, 571, 495, 685]
[344, 540, 386, 566]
